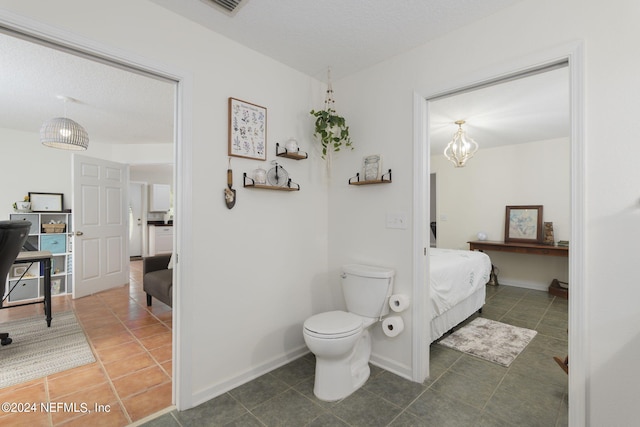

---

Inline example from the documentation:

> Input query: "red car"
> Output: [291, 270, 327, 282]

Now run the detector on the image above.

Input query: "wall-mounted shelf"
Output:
[349, 169, 392, 185]
[243, 173, 300, 191]
[276, 143, 308, 160]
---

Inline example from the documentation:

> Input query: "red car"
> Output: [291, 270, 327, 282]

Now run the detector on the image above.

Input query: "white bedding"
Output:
[429, 248, 491, 319]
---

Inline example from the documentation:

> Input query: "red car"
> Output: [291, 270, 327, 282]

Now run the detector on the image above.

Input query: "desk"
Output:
[468, 241, 568, 298]
[468, 240, 568, 257]
[3, 251, 53, 327]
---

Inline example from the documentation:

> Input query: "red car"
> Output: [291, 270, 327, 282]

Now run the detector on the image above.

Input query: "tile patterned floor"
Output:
[0, 260, 173, 426]
[143, 285, 568, 427]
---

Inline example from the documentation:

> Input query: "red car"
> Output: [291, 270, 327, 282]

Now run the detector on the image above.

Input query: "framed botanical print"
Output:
[228, 97, 267, 160]
[504, 205, 543, 243]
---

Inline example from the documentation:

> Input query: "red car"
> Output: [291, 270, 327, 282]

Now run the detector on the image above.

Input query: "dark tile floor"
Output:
[142, 285, 568, 427]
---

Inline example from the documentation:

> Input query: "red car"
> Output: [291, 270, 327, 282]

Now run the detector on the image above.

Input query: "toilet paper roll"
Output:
[389, 294, 410, 312]
[382, 316, 404, 338]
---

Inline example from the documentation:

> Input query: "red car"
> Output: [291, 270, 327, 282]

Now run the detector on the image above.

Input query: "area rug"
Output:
[0, 311, 96, 388]
[439, 317, 537, 367]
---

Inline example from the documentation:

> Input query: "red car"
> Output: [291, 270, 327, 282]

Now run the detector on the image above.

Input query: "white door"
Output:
[72, 154, 129, 299]
[129, 182, 144, 257]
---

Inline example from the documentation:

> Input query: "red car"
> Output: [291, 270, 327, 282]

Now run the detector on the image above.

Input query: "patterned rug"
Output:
[439, 317, 537, 367]
[0, 311, 95, 388]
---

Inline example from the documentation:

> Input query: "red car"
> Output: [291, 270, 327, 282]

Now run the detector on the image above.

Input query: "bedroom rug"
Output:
[439, 317, 537, 367]
[0, 311, 96, 388]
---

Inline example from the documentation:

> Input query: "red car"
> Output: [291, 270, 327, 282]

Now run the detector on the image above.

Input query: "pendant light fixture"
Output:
[444, 120, 478, 167]
[40, 96, 89, 151]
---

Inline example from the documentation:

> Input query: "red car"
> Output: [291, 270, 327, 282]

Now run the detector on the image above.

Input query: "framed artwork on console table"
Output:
[504, 205, 543, 243]
[228, 97, 267, 161]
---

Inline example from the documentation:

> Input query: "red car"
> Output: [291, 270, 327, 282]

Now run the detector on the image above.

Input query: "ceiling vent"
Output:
[206, 0, 244, 14]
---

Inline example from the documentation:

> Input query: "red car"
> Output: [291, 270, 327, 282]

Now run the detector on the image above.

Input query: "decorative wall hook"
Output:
[225, 158, 236, 209]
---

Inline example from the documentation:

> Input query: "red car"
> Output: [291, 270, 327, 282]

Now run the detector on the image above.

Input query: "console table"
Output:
[468, 240, 568, 257]
[468, 240, 568, 298]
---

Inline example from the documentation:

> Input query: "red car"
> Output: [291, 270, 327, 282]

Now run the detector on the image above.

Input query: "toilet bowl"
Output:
[303, 264, 395, 401]
[303, 310, 376, 401]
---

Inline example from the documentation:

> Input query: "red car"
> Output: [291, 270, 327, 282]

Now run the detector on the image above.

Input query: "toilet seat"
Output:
[304, 311, 363, 339]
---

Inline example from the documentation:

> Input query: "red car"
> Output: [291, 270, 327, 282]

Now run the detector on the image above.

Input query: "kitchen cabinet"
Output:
[148, 224, 173, 256]
[149, 184, 170, 212]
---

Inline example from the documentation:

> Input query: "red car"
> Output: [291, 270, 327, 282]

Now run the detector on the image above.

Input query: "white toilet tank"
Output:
[341, 264, 395, 319]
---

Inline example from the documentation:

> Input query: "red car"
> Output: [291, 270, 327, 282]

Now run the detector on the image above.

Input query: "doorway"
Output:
[413, 45, 585, 425]
[0, 18, 184, 414]
[129, 182, 145, 258]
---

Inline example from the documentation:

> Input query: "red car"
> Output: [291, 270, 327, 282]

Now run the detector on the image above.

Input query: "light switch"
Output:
[386, 212, 408, 229]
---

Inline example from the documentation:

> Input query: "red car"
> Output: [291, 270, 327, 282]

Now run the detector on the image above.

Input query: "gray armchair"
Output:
[142, 254, 173, 307]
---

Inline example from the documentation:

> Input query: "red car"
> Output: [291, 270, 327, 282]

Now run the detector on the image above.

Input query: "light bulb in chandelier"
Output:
[444, 120, 478, 167]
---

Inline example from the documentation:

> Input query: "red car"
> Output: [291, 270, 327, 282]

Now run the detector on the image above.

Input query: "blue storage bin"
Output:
[41, 234, 67, 254]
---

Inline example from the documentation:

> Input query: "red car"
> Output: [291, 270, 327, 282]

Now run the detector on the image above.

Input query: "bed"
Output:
[429, 247, 492, 342]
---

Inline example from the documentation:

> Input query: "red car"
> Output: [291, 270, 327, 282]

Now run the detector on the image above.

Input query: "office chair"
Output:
[0, 220, 32, 346]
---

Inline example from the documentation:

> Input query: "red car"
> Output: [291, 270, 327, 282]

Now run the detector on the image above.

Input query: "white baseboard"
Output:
[190, 345, 310, 408]
[190, 346, 417, 409]
[369, 353, 413, 382]
[497, 280, 548, 292]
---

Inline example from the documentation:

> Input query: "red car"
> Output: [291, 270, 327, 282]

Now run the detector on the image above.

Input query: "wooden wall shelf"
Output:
[243, 173, 300, 191]
[276, 143, 308, 160]
[349, 169, 392, 185]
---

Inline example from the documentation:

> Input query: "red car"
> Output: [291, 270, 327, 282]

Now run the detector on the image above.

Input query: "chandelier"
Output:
[444, 120, 478, 167]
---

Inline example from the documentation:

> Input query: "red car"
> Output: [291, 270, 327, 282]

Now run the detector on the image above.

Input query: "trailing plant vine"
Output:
[310, 108, 353, 159]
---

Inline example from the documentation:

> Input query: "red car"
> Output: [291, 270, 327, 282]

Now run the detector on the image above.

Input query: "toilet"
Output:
[303, 264, 395, 401]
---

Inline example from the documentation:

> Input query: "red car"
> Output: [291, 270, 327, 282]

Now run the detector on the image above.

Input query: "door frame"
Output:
[412, 42, 585, 425]
[0, 11, 195, 410]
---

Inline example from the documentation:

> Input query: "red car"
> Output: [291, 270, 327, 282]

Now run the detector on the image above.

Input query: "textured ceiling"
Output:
[0, 33, 175, 146]
[0, 0, 568, 153]
[429, 66, 570, 154]
[152, 0, 526, 80]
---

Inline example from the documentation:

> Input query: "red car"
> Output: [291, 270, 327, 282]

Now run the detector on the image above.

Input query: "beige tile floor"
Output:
[0, 260, 172, 426]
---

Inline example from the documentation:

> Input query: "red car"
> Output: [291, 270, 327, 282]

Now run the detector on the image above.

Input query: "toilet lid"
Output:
[304, 311, 363, 337]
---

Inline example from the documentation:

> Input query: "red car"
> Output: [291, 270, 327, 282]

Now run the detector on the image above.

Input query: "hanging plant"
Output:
[309, 108, 353, 159]
[310, 68, 354, 159]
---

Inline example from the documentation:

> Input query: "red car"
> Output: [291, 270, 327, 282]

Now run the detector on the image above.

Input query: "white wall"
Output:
[330, 0, 640, 424]
[0, 128, 73, 212]
[0, 127, 173, 215]
[432, 138, 570, 290]
[0, 0, 329, 408]
[4, 0, 640, 424]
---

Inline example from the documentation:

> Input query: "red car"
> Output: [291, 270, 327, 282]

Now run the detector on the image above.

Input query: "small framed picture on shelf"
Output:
[228, 97, 267, 161]
[504, 205, 543, 243]
[362, 154, 382, 181]
[29, 192, 63, 212]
